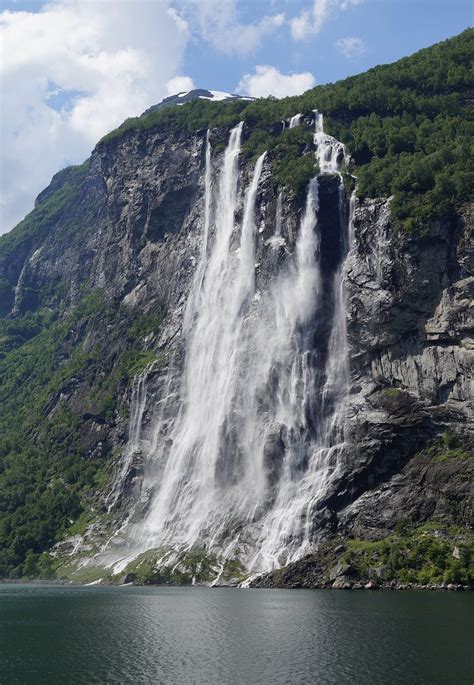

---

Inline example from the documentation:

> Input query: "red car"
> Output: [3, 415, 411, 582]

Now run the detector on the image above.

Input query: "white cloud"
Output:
[0, 1, 190, 234]
[340, 0, 364, 9]
[290, 0, 329, 40]
[290, 0, 363, 41]
[183, 0, 285, 56]
[335, 36, 366, 58]
[166, 75, 195, 95]
[236, 65, 315, 99]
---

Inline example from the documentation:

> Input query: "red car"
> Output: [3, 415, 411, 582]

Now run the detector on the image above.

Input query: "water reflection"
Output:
[0, 585, 472, 684]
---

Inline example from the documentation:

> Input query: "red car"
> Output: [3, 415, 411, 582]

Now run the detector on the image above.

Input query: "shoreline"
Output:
[1, 578, 471, 591]
[248, 581, 473, 592]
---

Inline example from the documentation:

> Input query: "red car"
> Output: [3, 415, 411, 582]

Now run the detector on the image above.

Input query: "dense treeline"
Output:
[101, 28, 473, 231]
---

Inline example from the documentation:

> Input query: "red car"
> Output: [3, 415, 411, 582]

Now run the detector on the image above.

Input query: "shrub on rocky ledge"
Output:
[342, 524, 473, 586]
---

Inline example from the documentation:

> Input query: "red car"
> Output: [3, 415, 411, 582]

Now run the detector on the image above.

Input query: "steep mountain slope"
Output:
[0, 30, 472, 584]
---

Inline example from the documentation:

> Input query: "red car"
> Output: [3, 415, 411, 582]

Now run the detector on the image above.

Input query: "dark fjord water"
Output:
[1, 585, 472, 684]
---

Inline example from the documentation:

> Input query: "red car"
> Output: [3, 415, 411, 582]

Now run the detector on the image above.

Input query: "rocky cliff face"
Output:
[0, 108, 472, 585]
[321, 198, 472, 535]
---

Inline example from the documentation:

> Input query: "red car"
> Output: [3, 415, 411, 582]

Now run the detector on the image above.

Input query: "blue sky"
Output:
[0, 0, 472, 234]
[184, 0, 472, 91]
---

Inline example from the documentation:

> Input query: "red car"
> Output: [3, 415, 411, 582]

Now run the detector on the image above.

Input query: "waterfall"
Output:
[245, 178, 322, 570]
[105, 114, 356, 577]
[138, 125, 266, 552]
[314, 111, 324, 133]
[321, 189, 356, 445]
[266, 192, 286, 252]
[313, 110, 348, 174]
[275, 192, 283, 237]
[289, 113, 302, 129]
[105, 371, 148, 511]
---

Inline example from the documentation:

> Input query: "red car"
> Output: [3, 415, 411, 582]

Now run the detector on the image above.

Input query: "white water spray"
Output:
[106, 371, 148, 511]
[289, 113, 302, 129]
[314, 111, 348, 174]
[105, 114, 356, 575]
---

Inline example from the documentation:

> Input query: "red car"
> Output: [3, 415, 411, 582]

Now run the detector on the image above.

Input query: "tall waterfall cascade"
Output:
[102, 112, 357, 577]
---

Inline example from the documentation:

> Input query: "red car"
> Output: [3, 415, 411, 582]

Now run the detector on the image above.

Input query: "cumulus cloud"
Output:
[166, 75, 195, 95]
[290, 0, 329, 41]
[335, 36, 366, 58]
[290, 0, 363, 40]
[0, 1, 190, 234]
[236, 65, 315, 99]
[184, 0, 285, 56]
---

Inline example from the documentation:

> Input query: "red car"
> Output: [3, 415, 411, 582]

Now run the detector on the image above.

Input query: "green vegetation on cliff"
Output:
[262, 523, 473, 589]
[0, 291, 165, 578]
[0, 162, 90, 261]
[342, 523, 473, 586]
[101, 29, 473, 231]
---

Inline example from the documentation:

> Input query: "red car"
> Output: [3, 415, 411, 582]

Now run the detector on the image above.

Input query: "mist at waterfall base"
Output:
[101, 113, 356, 578]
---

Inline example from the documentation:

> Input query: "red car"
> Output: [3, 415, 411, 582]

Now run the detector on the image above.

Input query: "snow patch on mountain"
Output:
[142, 89, 255, 116]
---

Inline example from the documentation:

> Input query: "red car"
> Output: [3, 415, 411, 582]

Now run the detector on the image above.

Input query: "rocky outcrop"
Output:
[336, 200, 472, 531]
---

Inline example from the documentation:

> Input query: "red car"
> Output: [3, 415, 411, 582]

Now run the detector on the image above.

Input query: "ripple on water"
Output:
[0, 585, 473, 684]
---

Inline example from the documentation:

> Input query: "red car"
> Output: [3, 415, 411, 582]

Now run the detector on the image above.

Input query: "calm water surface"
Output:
[0, 584, 472, 684]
